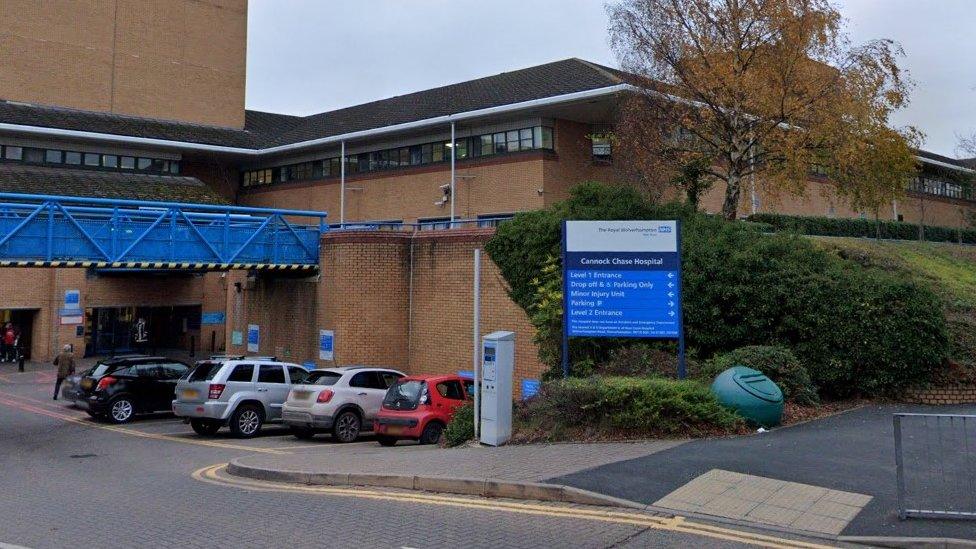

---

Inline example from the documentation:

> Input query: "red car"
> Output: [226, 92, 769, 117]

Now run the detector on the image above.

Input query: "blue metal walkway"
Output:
[0, 193, 327, 271]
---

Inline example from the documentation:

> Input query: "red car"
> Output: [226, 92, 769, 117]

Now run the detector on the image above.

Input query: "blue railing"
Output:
[0, 193, 328, 270]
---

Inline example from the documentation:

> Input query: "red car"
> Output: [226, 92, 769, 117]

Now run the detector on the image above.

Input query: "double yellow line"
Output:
[193, 464, 838, 549]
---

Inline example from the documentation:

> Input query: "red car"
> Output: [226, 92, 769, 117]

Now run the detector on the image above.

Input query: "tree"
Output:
[608, 0, 920, 220]
[671, 156, 715, 209]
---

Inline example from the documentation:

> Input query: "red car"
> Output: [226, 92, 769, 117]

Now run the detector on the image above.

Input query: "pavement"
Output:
[0, 361, 830, 548]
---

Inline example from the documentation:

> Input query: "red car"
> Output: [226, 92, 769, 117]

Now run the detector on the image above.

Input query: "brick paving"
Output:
[655, 469, 872, 535]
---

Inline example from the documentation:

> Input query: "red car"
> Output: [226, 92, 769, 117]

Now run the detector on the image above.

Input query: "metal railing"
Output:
[894, 413, 976, 520]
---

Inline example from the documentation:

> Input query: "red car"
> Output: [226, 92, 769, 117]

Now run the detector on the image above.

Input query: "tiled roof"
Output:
[0, 59, 624, 149]
[916, 149, 974, 170]
[0, 164, 229, 204]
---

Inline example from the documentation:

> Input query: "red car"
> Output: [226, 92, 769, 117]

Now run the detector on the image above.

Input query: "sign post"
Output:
[561, 220, 685, 378]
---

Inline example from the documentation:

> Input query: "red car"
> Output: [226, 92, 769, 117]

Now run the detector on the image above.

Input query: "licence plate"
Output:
[182, 389, 199, 399]
[386, 426, 405, 435]
[294, 391, 310, 400]
[81, 379, 93, 390]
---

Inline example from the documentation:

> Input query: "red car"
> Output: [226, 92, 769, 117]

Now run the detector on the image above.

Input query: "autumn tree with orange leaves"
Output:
[608, 0, 921, 220]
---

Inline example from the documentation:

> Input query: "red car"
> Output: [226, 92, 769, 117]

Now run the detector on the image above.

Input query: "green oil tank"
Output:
[710, 366, 784, 427]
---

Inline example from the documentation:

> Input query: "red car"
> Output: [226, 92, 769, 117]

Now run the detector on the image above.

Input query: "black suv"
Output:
[75, 356, 190, 424]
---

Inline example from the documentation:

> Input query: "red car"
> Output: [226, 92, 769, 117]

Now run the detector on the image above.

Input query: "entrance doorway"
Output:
[85, 305, 201, 357]
[0, 309, 36, 360]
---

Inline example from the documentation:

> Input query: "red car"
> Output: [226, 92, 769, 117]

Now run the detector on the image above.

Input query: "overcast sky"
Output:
[246, 0, 976, 158]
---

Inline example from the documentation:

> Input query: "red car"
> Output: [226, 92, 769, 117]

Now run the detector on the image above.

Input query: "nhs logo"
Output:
[657, 225, 673, 233]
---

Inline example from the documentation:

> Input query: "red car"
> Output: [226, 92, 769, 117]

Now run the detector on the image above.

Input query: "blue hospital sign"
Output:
[563, 221, 683, 338]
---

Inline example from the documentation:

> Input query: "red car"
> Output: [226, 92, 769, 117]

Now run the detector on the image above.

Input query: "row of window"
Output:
[243, 126, 554, 188]
[0, 144, 181, 175]
[909, 176, 969, 200]
[330, 213, 514, 231]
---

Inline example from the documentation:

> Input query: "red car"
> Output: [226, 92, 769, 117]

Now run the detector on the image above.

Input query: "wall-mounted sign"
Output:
[231, 330, 243, 346]
[60, 290, 83, 324]
[562, 220, 686, 377]
[201, 311, 225, 325]
[521, 379, 541, 399]
[318, 330, 334, 361]
[247, 324, 259, 353]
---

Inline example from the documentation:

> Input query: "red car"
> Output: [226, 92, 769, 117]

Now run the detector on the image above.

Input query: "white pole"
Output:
[340, 140, 346, 228]
[473, 247, 481, 439]
[450, 121, 456, 227]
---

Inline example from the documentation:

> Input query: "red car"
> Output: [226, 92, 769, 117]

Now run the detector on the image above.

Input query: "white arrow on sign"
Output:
[667, 272, 675, 279]
[668, 311, 675, 317]
[668, 292, 674, 297]
[668, 282, 675, 288]
[668, 301, 674, 307]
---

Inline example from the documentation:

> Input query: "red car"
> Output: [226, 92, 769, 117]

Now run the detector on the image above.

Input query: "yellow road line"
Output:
[194, 464, 838, 549]
[0, 393, 290, 455]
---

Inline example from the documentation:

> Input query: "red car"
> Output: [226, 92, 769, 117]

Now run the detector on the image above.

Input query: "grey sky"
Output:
[246, 0, 976, 158]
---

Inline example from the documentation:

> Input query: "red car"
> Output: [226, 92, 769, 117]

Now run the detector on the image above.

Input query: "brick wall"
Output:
[227, 229, 547, 395]
[542, 119, 615, 204]
[902, 385, 976, 405]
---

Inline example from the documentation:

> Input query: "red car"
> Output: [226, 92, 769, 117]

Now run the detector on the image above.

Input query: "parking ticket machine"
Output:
[480, 330, 514, 446]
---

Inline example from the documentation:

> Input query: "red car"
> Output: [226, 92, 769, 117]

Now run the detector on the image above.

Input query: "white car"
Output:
[282, 366, 404, 442]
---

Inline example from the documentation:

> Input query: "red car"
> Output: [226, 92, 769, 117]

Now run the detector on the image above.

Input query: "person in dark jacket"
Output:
[53, 345, 75, 400]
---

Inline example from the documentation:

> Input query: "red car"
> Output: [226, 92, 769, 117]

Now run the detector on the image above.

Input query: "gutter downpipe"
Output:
[340, 140, 346, 228]
[450, 121, 456, 227]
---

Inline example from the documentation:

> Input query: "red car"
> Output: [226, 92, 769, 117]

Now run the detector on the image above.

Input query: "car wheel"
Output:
[107, 397, 135, 424]
[377, 435, 397, 447]
[190, 418, 221, 436]
[332, 411, 361, 443]
[419, 421, 444, 445]
[229, 404, 263, 438]
[291, 427, 315, 440]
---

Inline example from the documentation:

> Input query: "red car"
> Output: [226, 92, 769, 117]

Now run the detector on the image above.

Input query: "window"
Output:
[150, 158, 165, 173]
[591, 125, 612, 161]
[421, 144, 433, 164]
[227, 363, 254, 382]
[410, 145, 422, 165]
[493, 132, 507, 154]
[306, 371, 342, 385]
[23, 148, 43, 163]
[65, 151, 82, 165]
[83, 153, 100, 167]
[478, 135, 493, 157]
[539, 126, 554, 149]
[168, 161, 180, 175]
[419, 217, 451, 230]
[45, 150, 63, 163]
[4, 146, 22, 160]
[136, 158, 152, 170]
[506, 130, 520, 152]
[287, 366, 310, 384]
[435, 381, 465, 400]
[159, 362, 189, 379]
[454, 138, 468, 160]
[133, 364, 160, 378]
[378, 371, 402, 389]
[189, 362, 224, 382]
[120, 156, 136, 170]
[350, 372, 371, 388]
[102, 155, 118, 169]
[257, 364, 286, 384]
[477, 213, 514, 228]
[431, 142, 445, 163]
[520, 128, 533, 150]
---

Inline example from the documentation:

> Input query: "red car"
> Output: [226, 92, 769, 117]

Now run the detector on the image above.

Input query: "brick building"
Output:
[0, 3, 973, 388]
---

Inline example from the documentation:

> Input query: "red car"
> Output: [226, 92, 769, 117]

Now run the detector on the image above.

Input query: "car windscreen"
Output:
[383, 380, 424, 410]
[188, 362, 223, 382]
[305, 371, 342, 386]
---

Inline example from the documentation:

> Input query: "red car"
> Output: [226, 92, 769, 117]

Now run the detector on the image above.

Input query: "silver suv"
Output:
[173, 357, 309, 438]
[282, 367, 403, 443]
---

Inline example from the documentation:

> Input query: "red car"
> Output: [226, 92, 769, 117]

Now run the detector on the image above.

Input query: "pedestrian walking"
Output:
[1, 323, 15, 362]
[53, 344, 75, 400]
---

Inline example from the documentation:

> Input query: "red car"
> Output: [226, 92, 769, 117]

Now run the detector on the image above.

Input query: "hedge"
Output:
[748, 213, 976, 244]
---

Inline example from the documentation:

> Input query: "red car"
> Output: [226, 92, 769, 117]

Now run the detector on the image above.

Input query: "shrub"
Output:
[748, 213, 976, 244]
[703, 346, 820, 406]
[486, 182, 951, 396]
[599, 343, 702, 379]
[443, 401, 475, 447]
[515, 376, 744, 441]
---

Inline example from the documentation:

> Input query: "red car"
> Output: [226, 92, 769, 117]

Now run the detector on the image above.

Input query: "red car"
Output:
[374, 374, 472, 446]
